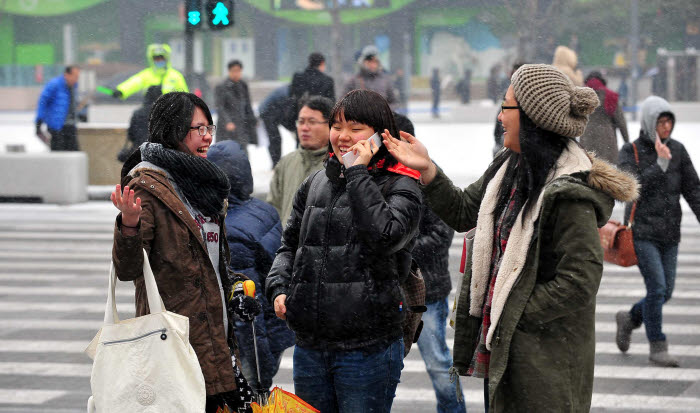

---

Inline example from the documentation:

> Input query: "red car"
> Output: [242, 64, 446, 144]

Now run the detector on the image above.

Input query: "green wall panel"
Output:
[15, 44, 55, 65]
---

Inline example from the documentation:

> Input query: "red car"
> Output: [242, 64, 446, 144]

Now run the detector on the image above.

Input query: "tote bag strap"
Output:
[104, 249, 166, 324]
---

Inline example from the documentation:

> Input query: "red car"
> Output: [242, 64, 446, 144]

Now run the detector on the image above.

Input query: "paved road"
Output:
[0, 202, 699, 412]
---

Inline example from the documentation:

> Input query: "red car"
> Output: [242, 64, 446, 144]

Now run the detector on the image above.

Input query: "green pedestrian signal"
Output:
[185, 0, 202, 30]
[206, 0, 233, 30]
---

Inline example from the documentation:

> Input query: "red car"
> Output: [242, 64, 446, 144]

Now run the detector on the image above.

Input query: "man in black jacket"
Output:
[616, 96, 700, 367]
[286, 53, 335, 130]
[215, 60, 257, 147]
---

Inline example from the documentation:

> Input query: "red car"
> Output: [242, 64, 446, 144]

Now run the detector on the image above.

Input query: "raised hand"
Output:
[381, 129, 437, 184]
[349, 137, 379, 167]
[655, 136, 672, 160]
[111, 184, 142, 228]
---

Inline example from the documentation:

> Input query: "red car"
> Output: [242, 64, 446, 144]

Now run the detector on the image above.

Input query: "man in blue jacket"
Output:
[35, 65, 81, 151]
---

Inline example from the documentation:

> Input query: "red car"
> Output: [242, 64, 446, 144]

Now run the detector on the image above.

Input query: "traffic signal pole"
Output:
[185, 26, 194, 80]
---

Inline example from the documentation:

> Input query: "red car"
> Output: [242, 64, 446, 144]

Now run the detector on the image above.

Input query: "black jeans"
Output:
[48, 124, 79, 151]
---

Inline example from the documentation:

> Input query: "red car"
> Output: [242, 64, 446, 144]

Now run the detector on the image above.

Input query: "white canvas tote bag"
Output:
[85, 249, 206, 412]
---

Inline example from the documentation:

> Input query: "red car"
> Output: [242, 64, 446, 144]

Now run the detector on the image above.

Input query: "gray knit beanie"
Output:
[510, 64, 599, 138]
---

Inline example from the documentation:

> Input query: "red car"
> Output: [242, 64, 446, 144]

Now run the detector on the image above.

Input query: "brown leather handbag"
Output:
[598, 143, 638, 267]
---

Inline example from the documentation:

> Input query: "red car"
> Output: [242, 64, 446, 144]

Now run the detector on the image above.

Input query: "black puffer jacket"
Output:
[266, 158, 422, 351]
[620, 134, 700, 244]
[412, 207, 454, 303]
[619, 98, 700, 244]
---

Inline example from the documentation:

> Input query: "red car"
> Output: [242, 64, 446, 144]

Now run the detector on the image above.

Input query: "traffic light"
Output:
[205, 0, 234, 30]
[185, 0, 202, 30]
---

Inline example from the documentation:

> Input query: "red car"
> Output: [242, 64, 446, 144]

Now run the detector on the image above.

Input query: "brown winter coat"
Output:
[112, 166, 237, 396]
[425, 143, 638, 412]
[580, 89, 629, 164]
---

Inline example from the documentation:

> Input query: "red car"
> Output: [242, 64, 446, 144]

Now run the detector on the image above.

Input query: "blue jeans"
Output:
[293, 339, 404, 413]
[629, 239, 678, 342]
[417, 298, 467, 413]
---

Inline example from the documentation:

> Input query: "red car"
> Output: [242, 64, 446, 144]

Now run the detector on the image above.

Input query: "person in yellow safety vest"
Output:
[113, 44, 188, 100]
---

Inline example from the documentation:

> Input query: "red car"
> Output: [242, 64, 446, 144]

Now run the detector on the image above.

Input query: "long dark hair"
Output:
[148, 92, 214, 151]
[484, 110, 571, 220]
[328, 89, 399, 168]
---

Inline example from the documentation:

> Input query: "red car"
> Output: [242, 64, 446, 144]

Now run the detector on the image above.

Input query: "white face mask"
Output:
[154, 60, 166, 69]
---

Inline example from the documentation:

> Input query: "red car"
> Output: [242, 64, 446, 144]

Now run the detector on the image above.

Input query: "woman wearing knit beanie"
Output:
[110, 92, 260, 413]
[383, 64, 639, 412]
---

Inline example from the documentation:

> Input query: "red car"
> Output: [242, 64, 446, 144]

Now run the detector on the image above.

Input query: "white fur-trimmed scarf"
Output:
[469, 140, 592, 350]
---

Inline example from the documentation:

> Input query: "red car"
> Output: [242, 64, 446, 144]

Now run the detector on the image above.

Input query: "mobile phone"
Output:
[341, 132, 382, 168]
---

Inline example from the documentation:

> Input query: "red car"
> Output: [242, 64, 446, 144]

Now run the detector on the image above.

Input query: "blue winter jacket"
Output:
[207, 141, 295, 378]
[36, 75, 76, 131]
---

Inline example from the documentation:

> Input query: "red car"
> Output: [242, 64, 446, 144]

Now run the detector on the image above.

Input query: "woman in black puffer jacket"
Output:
[266, 90, 422, 413]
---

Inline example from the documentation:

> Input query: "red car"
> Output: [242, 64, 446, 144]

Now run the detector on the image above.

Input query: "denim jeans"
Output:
[417, 298, 467, 413]
[629, 238, 678, 342]
[293, 338, 404, 413]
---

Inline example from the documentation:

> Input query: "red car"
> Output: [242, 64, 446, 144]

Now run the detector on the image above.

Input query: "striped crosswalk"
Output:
[0, 202, 699, 411]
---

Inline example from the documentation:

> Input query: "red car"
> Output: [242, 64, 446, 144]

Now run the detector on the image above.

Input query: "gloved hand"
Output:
[228, 294, 261, 322]
[112, 89, 123, 99]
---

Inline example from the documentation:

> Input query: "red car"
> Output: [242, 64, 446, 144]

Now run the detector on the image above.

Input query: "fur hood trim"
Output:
[586, 154, 639, 203]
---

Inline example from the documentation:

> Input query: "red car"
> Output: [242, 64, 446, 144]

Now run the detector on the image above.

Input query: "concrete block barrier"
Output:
[0, 152, 88, 204]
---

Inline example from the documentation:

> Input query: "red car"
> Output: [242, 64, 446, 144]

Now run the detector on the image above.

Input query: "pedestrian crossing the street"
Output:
[0, 202, 699, 412]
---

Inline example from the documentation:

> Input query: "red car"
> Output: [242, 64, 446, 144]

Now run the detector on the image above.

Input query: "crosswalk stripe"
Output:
[0, 389, 68, 405]
[0, 286, 129, 297]
[0, 301, 131, 313]
[597, 289, 700, 299]
[596, 304, 700, 316]
[0, 251, 110, 260]
[0, 232, 112, 241]
[2, 318, 700, 336]
[0, 262, 109, 272]
[600, 276, 700, 285]
[7, 357, 698, 383]
[595, 342, 700, 356]
[0, 223, 114, 232]
[10, 299, 697, 318]
[6, 338, 699, 358]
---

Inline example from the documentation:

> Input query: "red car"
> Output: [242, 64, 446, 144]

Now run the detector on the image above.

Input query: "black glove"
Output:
[35, 120, 42, 136]
[112, 89, 123, 99]
[228, 294, 261, 322]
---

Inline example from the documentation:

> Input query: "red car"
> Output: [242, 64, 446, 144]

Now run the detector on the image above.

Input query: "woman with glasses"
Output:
[111, 92, 259, 413]
[383, 65, 638, 412]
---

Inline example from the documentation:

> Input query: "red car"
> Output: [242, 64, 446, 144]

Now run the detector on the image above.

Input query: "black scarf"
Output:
[138, 143, 230, 217]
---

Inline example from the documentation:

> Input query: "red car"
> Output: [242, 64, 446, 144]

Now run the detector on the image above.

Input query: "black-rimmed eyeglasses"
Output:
[500, 104, 520, 114]
[189, 125, 217, 136]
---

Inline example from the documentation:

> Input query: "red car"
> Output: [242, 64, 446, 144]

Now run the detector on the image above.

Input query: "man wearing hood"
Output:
[207, 140, 295, 396]
[343, 45, 397, 107]
[616, 96, 700, 367]
[113, 44, 188, 100]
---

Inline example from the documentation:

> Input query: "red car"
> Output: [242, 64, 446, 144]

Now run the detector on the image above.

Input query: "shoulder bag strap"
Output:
[629, 143, 639, 225]
[104, 249, 166, 324]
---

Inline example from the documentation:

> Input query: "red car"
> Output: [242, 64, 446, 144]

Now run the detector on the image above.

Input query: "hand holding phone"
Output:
[342, 132, 382, 167]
